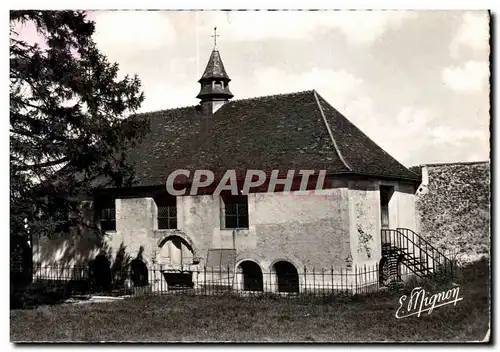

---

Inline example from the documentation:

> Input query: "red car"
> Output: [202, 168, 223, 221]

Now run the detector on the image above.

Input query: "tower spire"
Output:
[196, 28, 233, 115]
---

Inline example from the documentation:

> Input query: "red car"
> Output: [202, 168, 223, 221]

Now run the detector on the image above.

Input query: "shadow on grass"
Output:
[10, 280, 89, 310]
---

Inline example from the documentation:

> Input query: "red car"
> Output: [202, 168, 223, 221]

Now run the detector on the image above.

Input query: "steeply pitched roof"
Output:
[314, 93, 421, 182]
[124, 90, 420, 187]
[198, 50, 230, 82]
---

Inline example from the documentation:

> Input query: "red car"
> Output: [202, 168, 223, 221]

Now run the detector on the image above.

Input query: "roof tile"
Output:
[124, 90, 420, 187]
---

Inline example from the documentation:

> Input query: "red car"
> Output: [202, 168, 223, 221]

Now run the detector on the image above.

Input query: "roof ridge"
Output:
[228, 90, 315, 104]
[134, 104, 198, 117]
[133, 90, 317, 117]
[312, 90, 352, 172]
[414, 160, 490, 168]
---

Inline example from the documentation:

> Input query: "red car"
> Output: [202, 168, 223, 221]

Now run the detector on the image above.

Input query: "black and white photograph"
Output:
[9, 7, 491, 343]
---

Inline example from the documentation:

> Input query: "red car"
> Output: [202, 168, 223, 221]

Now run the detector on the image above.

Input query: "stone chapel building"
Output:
[34, 44, 425, 293]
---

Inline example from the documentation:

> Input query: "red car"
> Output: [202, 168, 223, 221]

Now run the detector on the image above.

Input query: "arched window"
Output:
[237, 261, 263, 291]
[158, 235, 194, 266]
[273, 261, 299, 293]
[90, 254, 111, 292]
[130, 259, 149, 287]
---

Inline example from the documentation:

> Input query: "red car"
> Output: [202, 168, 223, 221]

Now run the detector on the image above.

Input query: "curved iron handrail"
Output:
[381, 228, 434, 263]
[381, 228, 454, 279]
[396, 227, 452, 264]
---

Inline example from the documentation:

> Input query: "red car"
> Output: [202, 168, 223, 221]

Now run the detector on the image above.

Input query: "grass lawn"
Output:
[10, 260, 490, 342]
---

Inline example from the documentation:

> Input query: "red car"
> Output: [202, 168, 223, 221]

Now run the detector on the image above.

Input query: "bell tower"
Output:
[196, 27, 234, 115]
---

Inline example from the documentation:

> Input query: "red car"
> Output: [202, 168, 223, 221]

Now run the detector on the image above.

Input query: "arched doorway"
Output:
[273, 261, 299, 293]
[158, 235, 194, 267]
[158, 235, 195, 289]
[237, 261, 263, 291]
[130, 259, 149, 287]
[90, 254, 111, 292]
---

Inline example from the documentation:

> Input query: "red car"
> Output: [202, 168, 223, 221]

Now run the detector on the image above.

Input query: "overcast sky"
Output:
[16, 10, 490, 167]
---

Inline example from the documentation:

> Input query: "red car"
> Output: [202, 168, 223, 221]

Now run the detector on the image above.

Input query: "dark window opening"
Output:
[380, 186, 394, 230]
[130, 259, 149, 287]
[163, 272, 194, 290]
[96, 198, 115, 232]
[222, 195, 249, 229]
[90, 254, 111, 292]
[274, 261, 299, 293]
[155, 195, 177, 230]
[238, 261, 263, 291]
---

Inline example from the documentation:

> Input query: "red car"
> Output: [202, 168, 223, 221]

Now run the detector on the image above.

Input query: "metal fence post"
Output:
[331, 266, 334, 294]
[159, 264, 163, 294]
[201, 266, 204, 296]
[322, 268, 325, 297]
[355, 265, 358, 295]
[340, 267, 343, 292]
[218, 266, 222, 295]
[312, 267, 315, 295]
[364, 265, 367, 294]
[303, 267, 307, 294]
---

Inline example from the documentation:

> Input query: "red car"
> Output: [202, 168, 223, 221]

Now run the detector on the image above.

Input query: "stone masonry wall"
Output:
[33, 178, 419, 283]
[414, 162, 490, 263]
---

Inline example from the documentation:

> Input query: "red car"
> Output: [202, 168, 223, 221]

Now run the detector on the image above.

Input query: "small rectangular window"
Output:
[380, 186, 394, 230]
[222, 195, 249, 229]
[155, 195, 177, 230]
[97, 198, 115, 232]
[157, 205, 177, 229]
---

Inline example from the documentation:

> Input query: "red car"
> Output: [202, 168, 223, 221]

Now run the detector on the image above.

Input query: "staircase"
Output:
[380, 228, 454, 282]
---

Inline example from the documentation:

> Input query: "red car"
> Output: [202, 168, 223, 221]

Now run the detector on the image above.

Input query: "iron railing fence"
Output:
[29, 261, 460, 299]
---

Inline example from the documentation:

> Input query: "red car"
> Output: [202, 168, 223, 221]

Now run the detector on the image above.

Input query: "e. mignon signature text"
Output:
[396, 286, 463, 319]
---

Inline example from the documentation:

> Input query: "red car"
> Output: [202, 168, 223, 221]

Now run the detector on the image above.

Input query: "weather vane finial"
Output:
[211, 26, 219, 49]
